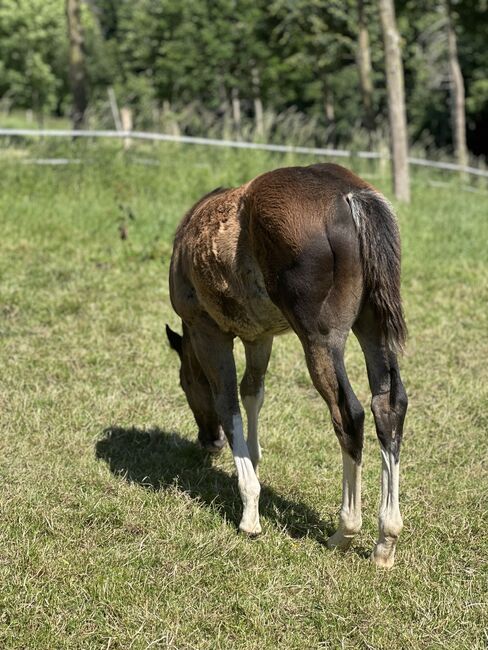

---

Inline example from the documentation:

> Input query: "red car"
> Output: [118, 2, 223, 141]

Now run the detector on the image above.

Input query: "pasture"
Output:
[1, 140, 487, 649]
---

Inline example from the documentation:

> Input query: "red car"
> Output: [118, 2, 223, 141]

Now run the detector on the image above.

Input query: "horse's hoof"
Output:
[370, 546, 396, 569]
[199, 436, 227, 454]
[238, 521, 262, 537]
[326, 531, 354, 551]
[204, 440, 226, 454]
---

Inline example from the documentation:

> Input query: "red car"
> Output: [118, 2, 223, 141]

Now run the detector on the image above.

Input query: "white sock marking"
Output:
[379, 448, 402, 537]
[327, 450, 362, 549]
[372, 448, 403, 567]
[340, 451, 362, 532]
[242, 387, 264, 469]
[230, 414, 261, 534]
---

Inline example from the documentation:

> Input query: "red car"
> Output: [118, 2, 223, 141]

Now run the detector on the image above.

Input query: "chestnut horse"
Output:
[166, 163, 407, 568]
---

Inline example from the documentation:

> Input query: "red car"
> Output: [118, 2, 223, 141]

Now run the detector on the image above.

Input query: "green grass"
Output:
[1, 140, 487, 649]
[0, 110, 71, 130]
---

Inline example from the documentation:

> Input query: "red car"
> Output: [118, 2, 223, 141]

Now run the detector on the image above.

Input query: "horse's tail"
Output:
[345, 188, 407, 353]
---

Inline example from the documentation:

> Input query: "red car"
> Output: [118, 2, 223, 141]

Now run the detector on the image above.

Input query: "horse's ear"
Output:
[166, 324, 183, 357]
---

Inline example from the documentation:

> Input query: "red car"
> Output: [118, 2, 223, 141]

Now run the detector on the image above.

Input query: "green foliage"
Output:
[0, 1, 487, 151]
[0, 0, 67, 115]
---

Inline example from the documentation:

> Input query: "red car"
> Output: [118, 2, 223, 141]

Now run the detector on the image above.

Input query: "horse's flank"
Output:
[170, 178, 289, 340]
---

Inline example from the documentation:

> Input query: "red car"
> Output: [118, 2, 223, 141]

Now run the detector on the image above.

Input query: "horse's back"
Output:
[170, 164, 370, 339]
[246, 163, 371, 249]
[246, 164, 368, 312]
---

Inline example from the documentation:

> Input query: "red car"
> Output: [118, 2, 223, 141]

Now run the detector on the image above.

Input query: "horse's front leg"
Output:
[240, 336, 273, 474]
[189, 322, 262, 535]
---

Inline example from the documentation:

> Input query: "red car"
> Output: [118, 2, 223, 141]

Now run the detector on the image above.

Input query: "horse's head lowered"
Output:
[166, 324, 226, 453]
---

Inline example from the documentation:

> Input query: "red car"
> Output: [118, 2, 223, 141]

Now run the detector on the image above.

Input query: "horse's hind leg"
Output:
[301, 331, 365, 550]
[354, 304, 408, 568]
[240, 336, 273, 473]
[188, 320, 262, 535]
[271, 223, 365, 550]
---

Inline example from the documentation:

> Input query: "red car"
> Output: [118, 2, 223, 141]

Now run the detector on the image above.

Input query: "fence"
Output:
[1, 127, 487, 178]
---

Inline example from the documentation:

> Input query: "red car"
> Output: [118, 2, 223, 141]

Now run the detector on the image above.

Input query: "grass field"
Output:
[1, 139, 487, 649]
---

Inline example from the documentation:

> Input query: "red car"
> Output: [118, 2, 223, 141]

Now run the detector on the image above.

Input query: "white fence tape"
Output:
[1, 128, 487, 178]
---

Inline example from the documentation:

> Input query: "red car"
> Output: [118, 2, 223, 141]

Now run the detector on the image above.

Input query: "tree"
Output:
[0, 0, 67, 121]
[445, 1, 468, 170]
[455, 0, 488, 157]
[66, 0, 88, 129]
[269, 0, 356, 144]
[356, 0, 375, 137]
[2, 0, 487, 160]
[379, 0, 410, 202]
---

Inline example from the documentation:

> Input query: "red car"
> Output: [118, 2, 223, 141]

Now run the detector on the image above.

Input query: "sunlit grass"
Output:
[0, 140, 487, 649]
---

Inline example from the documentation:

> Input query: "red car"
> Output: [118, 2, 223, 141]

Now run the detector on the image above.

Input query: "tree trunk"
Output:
[252, 68, 264, 138]
[379, 0, 410, 202]
[357, 0, 375, 137]
[324, 84, 335, 123]
[162, 100, 180, 136]
[323, 82, 336, 145]
[66, 0, 88, 130]
[107, 86, 122, 131]
[253, 97, 264, 138]
[446, 2, 468, 172]
[231, 88, 241, 137]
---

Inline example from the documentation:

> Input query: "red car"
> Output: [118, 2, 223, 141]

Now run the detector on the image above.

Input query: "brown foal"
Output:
[166, 163, 408, 568]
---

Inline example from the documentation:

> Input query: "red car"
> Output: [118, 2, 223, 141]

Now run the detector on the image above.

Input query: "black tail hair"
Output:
[346, 189, 407, 352]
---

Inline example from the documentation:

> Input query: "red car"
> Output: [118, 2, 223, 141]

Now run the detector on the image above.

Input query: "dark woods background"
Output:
[0, 0, 487, 157]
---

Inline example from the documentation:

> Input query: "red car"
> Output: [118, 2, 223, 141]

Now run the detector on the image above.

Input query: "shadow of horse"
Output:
[95, 426, 336, 543]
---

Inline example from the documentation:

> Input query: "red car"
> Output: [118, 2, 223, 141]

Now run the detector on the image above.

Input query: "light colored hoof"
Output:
[238, 519, 262, 537]
[371, 543, 396, 569]
[327, 531, 354, 551]
[327, 531, 355, 551]
[327, 516, 361, 551]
